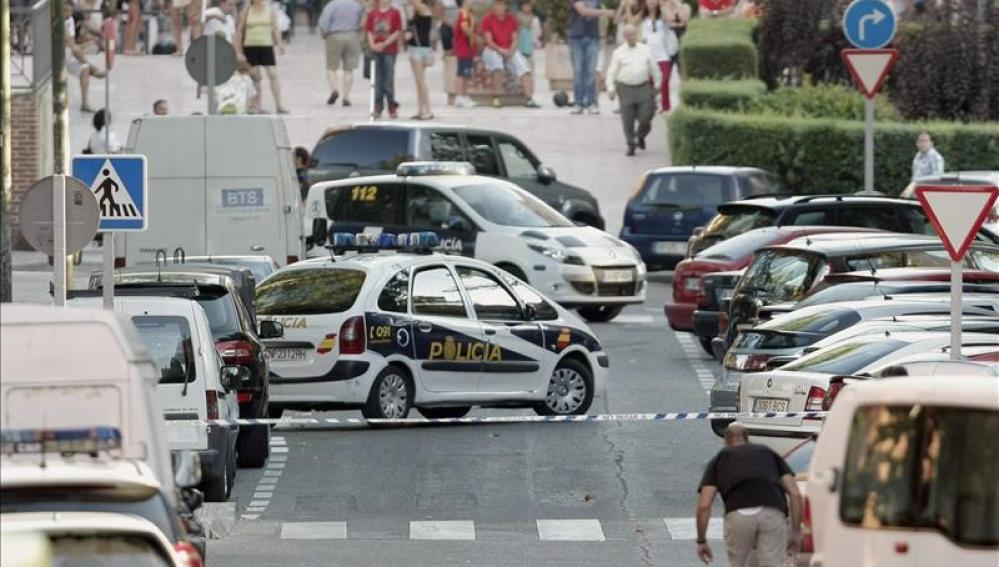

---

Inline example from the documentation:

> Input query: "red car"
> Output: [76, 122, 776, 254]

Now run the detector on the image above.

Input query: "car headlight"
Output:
[528, 243, 567, 262]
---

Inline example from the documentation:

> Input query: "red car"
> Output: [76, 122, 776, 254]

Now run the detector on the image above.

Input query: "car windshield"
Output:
[49, 534, 173, 567]
[781, 338, 907, 375]
[452, 184, 573, 227]
[130, 315, 196, 384]
[738, 250, 819, 301]
[697, 229, 781, 261]
[312, 129, 412, 170]
[638, 174, 729, 206]
[702, 207, 777, 240]
[256, 268, 366, 315]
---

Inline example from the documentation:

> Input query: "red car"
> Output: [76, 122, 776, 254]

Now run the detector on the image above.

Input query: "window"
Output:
[701, 207, 777, 242]
[840, 250, 955, 271]
[497, 140, 537, 179]
[639, 174, 729, 206]
[130, 316, 195, 384]
[901, 206, 936, 235]
[406, 185, 470, 230]
[504, 276, 559, 320]
[837, 207, 898, 229]
[841, 405, 999, 547]
[465, 134, 500, 176]
[378, 269, 410, 313]
[456, 266, 523, 320]
[412, 267, 467, 318]
[192, 292, 242, 339]
[781, 338, 906, 375]
[312, 129, 412, 170]
[738, 250, 819, 301]
[453, 184, 572, 227]
[430, 131, 465, 161]
[49, 534, 173, 567]
[737, 173, 778, 197]
[256, 268, 366, 315]
[325, 183, 403, 225]
[696, 229, 780, 262]
[787, 210, 831, 225]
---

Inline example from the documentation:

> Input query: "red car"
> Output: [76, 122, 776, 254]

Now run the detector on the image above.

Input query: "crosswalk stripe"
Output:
[613, 314, 655, 325]
[664, 518, 723, 541]
[280, 522, 348, 540]
[409, 521, 476, 541]
[536, 519, 605, 542]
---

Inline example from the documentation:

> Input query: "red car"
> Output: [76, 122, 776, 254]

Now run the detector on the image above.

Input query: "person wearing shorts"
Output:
[63, 0, 105, 112]
[238, 0, 289, 113]
[453, 2, 475, 107]
[479, 0, 538, 108]
[170, 0, 202, 55]
[319, 0, 364, 106]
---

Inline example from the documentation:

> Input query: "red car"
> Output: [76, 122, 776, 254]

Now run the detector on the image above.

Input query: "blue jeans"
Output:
[373, 52, 397, 109]
[569, 36, 600, 108]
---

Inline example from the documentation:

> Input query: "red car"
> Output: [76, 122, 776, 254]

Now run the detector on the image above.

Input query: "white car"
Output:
[807, 375, 999, 567]
[255, 242, 609, 419]
[304, 162, 646, 322]
[70, 296, 242, 502]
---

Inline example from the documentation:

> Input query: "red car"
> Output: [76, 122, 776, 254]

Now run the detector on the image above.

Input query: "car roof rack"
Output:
[71, 282, 203, 300]
[793, 193, 895, 203]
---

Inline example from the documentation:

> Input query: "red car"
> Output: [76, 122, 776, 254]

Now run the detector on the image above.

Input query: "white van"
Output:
[0, 304, 174, 494]
[806, 375, 999, 567]
[70, 297, 242, 502]
[119, 115, 305, 268]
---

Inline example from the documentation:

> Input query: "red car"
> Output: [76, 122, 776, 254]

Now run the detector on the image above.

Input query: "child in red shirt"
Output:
[453, 1, 476, 107]
[365, 0, 403, 118]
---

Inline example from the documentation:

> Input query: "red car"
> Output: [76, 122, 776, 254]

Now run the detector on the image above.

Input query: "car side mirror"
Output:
[220, 365, 250, 391]
[259, 319, 284, 339]
[312, 218, 328, 247]
[523, 304, 537, 321]
[171, 450, 203, 489]
[537, 164, 556, 184]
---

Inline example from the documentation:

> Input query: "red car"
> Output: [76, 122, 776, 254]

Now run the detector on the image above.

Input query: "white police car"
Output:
[304, 162, 646, 322]
[256, 233, 609, 419]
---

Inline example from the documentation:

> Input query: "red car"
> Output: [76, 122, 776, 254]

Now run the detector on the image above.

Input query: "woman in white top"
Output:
[87, 109, 122, 154]
[640, 0, 678, 112]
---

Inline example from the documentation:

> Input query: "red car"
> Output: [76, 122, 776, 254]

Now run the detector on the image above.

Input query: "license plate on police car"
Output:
[753, 398, 789, 412]
[653, 241, 687, 255]
[267, 348, 308, 363]
[600, 269, 634, 283]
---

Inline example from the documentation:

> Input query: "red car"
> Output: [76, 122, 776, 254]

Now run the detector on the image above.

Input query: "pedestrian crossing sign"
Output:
[71, 154, 148, 231]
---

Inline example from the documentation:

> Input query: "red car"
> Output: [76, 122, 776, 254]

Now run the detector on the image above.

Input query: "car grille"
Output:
[592, 267, 638, 297]
[596, 282, 638, 296]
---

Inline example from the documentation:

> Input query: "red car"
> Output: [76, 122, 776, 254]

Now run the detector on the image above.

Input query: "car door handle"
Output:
[484, 328, 497, 336]
[416, 321, 433, 333]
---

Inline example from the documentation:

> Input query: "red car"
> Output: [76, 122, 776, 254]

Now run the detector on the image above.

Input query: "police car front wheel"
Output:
[534, 358, 594, 416]
[578, 305, 624, 323]
[363, 365, 415, 419]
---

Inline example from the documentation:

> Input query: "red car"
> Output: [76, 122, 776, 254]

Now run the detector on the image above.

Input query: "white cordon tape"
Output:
[168, 412, 828, 428]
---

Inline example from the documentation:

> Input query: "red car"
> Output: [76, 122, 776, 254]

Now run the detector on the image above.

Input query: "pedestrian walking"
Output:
[640, 0, 678, 112]
[605, 24, 659, 156]
[237, 0, 290, 113]
[406, 0, 436, 119]
[696, 424, 802, 567]
[480, 0, 540, 108]
[568, 0, 614, 114]
[366, 0, 403, 118]
[208, 0, 264, 113]
[911, 131, 945, 180]
[319, 0, 365, 106]
[86, 109, 122, 154]
[516, 0, 542, 67]
[452, 0, 476, 107]
[63, 0, 106, 112]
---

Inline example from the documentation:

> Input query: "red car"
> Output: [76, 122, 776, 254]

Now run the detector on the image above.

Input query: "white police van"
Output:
[303, 163, 646, 322]
[256, 233, 609, 419]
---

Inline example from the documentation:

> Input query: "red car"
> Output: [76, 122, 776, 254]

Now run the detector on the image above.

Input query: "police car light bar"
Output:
[326, 232, 442, 255]
[396, 161, 476, 177]
[1, 427, 123, 456]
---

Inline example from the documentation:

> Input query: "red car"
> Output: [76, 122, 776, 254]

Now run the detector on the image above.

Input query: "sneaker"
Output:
[327, 90, 339, 105]
[492, 97, 502, 108]
[637, 135, 646, 150]
[389, 102, 399, 119]
[570, 106, 584, 115]
[459, 96, 477, 108]
[587, 105, 600, 115]
[373, 104, 383, 119]
[523, 98, 540, 108]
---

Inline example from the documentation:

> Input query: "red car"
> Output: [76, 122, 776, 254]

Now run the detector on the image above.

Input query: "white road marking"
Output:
[280, 522, 348, 540]
[536, 519, 606, 542]
[270, 436, 287, 446]
[271, 446, 289, 453]
[612, 314, 655, 325]
[269, 455, 288, 463]
[664, 518, 723, 540]
[409, 521, 476, 541]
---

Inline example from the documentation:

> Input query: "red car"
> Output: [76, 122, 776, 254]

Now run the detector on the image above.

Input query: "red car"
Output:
[664, 226, 881, 333]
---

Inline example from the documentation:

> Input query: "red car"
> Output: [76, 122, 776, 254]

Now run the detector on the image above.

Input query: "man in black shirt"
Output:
[695, 423, 802, 566]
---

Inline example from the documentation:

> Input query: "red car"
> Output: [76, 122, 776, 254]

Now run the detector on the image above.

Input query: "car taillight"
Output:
[718, 310, 730, 334]
[114, 257, 126, 268]
[287, 255, 299, 265]
[823, 378, 847, 411]
[217, 340, 254, 366]
[724, 353, 772, 371]
[802, 497, 814, 553]
[237, 392, 252, 404]
[339, 316, 365, 355]
[805, 386, 826, 412]
[174, 541, 204, 567]
[205, 391, 219, 420]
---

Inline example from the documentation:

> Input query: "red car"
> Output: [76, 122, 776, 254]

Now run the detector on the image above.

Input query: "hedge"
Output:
[679, 17, 758, 80]
[681, 79, 766, 112]
[667, 107, 999, 195]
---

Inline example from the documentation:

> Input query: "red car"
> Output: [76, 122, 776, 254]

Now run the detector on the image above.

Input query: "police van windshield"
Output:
[452, 184, 573, 228]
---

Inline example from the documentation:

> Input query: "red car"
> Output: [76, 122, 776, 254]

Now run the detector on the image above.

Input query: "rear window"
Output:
[639, 174, 729, 206]
[312, 129, 412, 170]
[256, 269, 366, 315]
[703, 206, 778, 240]
[839, 250, 955, 272]
[841, 405, 999, 547]
[131, 316, 196, 384]
[192, 291, 242, 340]
[766, 307, 861, 335]
[696, 229, 780, 262]
[781, 339, 906, 375]
[50, 534, 172, 567]
[738, 249, 819, 301]
[736, 172, 779, 196]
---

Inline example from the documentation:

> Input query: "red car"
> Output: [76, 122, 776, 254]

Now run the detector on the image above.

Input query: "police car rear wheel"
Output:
[418, 406, 472, 419]
[363, 365, 413, 419]
[578, 305, 623, 323]
[535, 358, 593, 416]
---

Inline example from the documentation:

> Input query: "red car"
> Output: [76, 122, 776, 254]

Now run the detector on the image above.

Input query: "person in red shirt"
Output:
[365, 0, 403, 118]
[480, 0, 539, 108]
[453, 1, 476, 107]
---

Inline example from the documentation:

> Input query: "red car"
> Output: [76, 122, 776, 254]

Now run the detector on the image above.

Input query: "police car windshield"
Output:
[452, 184, 573, 228]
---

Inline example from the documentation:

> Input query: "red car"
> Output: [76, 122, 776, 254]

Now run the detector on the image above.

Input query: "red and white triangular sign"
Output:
[841, 48, 899, 99]
[915, 185, 999, 262]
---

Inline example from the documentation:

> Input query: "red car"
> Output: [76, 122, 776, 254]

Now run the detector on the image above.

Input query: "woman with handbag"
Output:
[406, 0, 435, 120]
[640, 0, 678, 112]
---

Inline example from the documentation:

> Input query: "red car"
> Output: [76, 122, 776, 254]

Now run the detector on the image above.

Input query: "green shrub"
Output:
[681, 79, 766, 112]
[679, 18, 758, 80]
[667, 107, 999, 195]
[749, 83, 902, 122]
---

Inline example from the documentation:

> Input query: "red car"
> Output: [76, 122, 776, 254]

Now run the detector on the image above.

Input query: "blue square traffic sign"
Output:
[843, 0, 896, 49]
[71, 155, 148, 231]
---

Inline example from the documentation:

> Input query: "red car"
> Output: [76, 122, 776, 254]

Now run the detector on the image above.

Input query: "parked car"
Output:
[306, 123, 605, 229]
[900, 170, 999, 199]
[807, 376, 999, 567]
[619, 166, 781, 270]
[180, 255, 280, 284]
[692, 270, 744, 355]
[782, 438, 815, 567]
[687, 194, 999, 257]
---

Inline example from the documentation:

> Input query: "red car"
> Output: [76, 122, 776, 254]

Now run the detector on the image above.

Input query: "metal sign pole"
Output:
[53, 174, 67, 307]
[863, 97, 874, 193]
[369, 58, 376, 122]
[103, 33, 115, 310]
[207, 32, 217, 114]
[950, 260, 962, 360]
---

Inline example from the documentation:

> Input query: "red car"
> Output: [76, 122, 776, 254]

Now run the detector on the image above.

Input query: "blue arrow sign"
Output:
[72, 155, 148, 231]
[843, 0, 896, 49]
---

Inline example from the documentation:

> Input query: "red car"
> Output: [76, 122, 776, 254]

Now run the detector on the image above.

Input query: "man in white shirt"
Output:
[204, 0, 238, 42]
[606, 24, 661, 156]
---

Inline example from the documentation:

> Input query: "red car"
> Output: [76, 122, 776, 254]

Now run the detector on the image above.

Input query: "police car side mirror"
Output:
[537, 164, 556, 185]
[312, 218, 328, 247]
[259, 320, 284, 339]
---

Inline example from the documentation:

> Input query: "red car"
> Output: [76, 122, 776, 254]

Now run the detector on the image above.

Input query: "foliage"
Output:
[755, 0, 841, 90]
[667, 107, 999, 195]
[681, 79, 766, 112]
[748, 83, 901, 122]
[535, 0, 571, 41]
[678, 17, 758, 80]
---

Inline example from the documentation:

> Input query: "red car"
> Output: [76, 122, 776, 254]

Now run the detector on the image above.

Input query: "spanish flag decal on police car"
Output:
[556, 328, 571, 351]
[316, 333, 337, 354]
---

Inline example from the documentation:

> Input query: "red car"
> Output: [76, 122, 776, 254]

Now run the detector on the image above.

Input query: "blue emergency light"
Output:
[326, 232, 442, 255]
[1, 426, 123, 455]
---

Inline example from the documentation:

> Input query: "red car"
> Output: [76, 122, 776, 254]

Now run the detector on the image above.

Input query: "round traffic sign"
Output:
[184, 35, 238, 87]
[19, 176, 100, 257]
[843, 0, 897, 49]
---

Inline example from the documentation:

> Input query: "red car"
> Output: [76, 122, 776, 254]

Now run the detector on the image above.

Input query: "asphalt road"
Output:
[207, 278, 729, 567]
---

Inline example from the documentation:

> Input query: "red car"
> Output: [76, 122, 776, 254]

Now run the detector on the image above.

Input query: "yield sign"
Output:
[915, 185, 999, 262]
[842, 48, 899, 99]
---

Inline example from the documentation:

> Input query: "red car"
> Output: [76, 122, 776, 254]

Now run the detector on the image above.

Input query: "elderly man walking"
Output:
[319, 0, 366, 106]
[605, 24, 661, 156]
[696, 423, 802, 567]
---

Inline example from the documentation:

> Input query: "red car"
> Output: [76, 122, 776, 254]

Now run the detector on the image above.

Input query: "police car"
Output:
[256, 233, 609, 419]
[304, 162, 646, 322]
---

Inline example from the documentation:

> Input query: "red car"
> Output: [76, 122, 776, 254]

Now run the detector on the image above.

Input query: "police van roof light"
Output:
[326, 232, 442, 255]
[396, 161, 476, 177]
[1, 427, 123, 456]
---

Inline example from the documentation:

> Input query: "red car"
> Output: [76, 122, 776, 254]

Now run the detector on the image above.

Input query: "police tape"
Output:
[168, 411, 828, 428]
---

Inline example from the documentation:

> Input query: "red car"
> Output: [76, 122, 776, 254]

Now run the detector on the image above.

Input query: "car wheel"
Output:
[417, 406, 472, 419]
[534, 358, 594, 416]
[496, 263, 528, 283]
[577, 305, 624, 323]
[698, 337, 714, 356]
[362, 365, 413, 419]
[236, 423, 270, 468]
[710, 419, 732, 438]
[267, 406, 284, 420]
[202, 454, 229, 502]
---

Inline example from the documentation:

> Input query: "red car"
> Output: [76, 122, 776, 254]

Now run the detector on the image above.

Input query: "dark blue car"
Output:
[619, 166, 781, 270]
